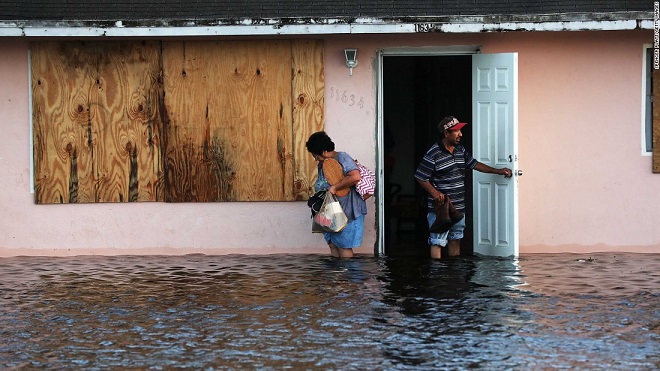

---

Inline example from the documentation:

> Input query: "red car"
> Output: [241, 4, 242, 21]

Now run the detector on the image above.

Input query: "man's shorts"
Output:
[426, 212, 466, 247]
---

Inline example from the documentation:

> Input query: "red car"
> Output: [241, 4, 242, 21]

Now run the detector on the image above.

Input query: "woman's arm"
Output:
[328, 169, 360, 195]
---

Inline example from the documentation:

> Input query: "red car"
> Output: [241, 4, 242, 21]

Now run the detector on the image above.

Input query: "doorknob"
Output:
[515, 170, 523, 176]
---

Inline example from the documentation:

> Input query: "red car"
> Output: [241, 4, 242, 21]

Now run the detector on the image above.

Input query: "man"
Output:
[414, 116, 512, 259]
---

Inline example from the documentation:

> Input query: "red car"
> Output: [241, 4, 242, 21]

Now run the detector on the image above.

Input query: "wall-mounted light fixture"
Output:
[344, 48, 358, 76]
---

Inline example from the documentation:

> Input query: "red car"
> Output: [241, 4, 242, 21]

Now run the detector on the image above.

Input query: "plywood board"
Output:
[32, 39, 324, 203]
[161, 40, 295, 201]
[31, 41, 163, 203]
[291, 40, 325, 200]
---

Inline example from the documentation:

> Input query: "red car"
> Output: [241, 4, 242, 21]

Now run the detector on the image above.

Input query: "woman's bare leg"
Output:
[328, 243, 340, 257]
[329, 243, 354, 258]
[337, 248, 354, 258]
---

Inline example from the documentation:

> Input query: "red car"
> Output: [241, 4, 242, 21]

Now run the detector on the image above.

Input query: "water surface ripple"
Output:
[1, 253, 658, 370]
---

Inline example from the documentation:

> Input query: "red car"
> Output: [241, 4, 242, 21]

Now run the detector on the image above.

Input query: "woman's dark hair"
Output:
[305, 131, 335, 155]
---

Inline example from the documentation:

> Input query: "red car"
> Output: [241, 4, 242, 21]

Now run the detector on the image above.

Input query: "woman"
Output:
[306, 131, 367, 258]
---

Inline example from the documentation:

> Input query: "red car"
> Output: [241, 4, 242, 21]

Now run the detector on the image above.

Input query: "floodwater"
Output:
[0, 253, 658, 370]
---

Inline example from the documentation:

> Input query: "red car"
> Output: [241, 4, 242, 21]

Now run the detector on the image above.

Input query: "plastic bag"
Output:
[312, 218, 325, 233]
[313, 191, 348, 233]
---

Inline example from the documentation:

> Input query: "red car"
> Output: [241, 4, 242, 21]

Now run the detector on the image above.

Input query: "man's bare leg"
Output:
[430, 245, 442, 259]
[447, 239, 461, 257]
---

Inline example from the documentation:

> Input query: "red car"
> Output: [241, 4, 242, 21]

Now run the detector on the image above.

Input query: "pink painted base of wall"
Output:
[4, 245, 655, 257]
[523, 244, 660, 254]
[0, 243, 350, 258]
[0, 246, 333, 258]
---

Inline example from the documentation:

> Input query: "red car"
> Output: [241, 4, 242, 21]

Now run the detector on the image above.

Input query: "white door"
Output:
[471, 53, 519, 257]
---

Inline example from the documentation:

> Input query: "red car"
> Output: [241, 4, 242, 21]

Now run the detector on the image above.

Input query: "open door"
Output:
[471, 53, 519, 257]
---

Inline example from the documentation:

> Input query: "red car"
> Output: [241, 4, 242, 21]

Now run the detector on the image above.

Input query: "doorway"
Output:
[381, 55, 474, 257]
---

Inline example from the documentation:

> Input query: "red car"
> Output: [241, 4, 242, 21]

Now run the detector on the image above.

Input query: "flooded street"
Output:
[1, 253, 658, 370]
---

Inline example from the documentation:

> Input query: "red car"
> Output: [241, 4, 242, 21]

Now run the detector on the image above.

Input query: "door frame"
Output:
[375, 45, 501, 256]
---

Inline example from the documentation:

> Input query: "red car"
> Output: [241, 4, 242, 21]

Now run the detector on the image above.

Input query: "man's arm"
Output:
[416, 178, 446, 205]
[474, 162, 513, 178]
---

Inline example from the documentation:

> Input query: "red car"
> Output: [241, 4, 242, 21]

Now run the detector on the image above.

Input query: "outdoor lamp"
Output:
[344, 48, 358, 76]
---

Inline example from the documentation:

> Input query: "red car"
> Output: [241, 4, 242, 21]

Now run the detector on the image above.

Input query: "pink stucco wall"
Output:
[324, 30, 658, 254]
[0, 29, 657, 256]
[0, 38, 376, 257]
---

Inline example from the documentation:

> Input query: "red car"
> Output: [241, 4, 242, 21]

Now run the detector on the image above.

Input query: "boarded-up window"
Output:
[31, 40, 324, 203]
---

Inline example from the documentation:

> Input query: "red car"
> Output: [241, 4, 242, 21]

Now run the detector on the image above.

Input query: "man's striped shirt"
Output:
[414, 143, 477, 212]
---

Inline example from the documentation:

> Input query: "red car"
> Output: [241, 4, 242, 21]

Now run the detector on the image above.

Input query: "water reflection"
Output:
[1, 253, 658, 369]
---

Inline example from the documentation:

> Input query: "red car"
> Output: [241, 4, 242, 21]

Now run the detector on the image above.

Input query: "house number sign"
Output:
[329, 87, 365, 109]
[414, 23, 437, 32]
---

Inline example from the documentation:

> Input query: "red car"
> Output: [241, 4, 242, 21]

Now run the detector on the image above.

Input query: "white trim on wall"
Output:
[0, 17, 652, 38]
[379, 45, 481, 56]
[28, 48, 34, 193]
[375, 49, 384, 256]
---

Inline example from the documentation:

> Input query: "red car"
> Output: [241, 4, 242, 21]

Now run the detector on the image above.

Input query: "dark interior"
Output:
[382, 55, 474, 257]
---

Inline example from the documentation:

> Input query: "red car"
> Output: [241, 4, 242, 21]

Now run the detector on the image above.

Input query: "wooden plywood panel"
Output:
[33, 39, 323, 204]
[32, 42, 94, 203]
[93, 41, 163, 202]
[291, 40, 325, 200]
[162, 40, 295, 202]
[654, 68, 660, 173]
[32, 41, 163, 203]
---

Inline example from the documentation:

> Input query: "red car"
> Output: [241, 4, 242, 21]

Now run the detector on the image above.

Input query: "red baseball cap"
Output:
[439, 116, 467, 131]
